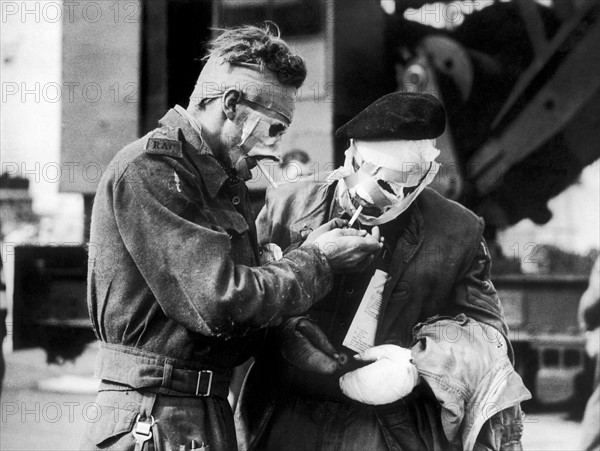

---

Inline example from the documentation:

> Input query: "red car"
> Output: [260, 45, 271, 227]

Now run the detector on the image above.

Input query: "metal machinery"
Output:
[387, 0, 600, 405]
[10, 0, 600, 404]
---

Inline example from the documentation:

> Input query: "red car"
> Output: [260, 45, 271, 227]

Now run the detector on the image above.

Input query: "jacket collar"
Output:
[158, 108, 229, 199]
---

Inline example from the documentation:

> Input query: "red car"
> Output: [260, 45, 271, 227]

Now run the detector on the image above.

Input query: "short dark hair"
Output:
[206, 23, 307, 88]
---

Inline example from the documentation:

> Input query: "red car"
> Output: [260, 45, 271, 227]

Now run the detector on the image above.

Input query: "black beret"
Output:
[335, 92, 446, 141]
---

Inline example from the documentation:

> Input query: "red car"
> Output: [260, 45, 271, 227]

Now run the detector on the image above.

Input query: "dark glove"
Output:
[280, 316, 340, 374]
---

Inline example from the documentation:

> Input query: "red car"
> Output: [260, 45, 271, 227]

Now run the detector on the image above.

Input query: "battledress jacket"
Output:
[236, 179, 530, 451]
[85, 109, 334, 447]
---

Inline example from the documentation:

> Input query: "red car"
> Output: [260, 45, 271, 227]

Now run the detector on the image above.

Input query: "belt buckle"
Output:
[195, 370, 213, 396]
[132, 414, 155, 445]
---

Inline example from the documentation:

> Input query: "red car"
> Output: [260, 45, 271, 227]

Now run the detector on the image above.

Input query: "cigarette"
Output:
[257, 161, 278, 188]
[347, 205, 363, 228]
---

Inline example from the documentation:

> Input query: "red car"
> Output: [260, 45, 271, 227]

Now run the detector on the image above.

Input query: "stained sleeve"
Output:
[112, 158, 333, 337]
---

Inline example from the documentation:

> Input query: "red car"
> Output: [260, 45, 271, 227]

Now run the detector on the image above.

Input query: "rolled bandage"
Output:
[339, 344, 419, 405]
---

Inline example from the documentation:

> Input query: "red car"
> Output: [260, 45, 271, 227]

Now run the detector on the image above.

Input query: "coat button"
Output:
[232, 196, 241, 205]
[346, 287, 355, 295]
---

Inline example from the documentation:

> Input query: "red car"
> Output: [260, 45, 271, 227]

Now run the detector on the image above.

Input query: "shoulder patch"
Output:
[145, 137, 183, 158]
[144, 126, 183, 158]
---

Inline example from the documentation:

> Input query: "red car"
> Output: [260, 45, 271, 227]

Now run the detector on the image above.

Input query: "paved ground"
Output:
[0, 345, 587, 450]
[1, 346, 98, 449]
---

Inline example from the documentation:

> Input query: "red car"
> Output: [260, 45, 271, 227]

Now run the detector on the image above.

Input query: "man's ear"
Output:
[222, 89, 242, 121]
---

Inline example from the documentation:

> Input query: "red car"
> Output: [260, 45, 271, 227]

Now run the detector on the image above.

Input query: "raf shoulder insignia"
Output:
[145, 126, 183, 159]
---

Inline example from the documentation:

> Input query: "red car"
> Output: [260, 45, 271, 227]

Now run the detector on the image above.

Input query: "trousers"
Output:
[254, 396, 389, 451]
[79, 388, 237, 450]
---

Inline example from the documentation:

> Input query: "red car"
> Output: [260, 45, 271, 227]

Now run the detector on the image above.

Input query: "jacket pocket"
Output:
[83, 391, 141, 448]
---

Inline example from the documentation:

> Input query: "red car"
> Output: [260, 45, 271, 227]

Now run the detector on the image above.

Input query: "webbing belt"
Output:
[95, 343, 231, 398]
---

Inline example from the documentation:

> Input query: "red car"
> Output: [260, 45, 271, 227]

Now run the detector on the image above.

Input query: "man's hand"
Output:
[302, 219, 382, 272]
[339, 345, 419, 405]
[280, 316, 340, 374]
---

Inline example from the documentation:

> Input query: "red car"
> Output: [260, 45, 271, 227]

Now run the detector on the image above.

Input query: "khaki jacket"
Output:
[237, 178, 530, 451]
[88, 109, 334, 368]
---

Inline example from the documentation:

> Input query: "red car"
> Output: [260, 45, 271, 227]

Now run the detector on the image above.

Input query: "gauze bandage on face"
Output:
[235, 106, 288, 154]
[232, 102, 289, 180]
[190, 55, 295, 179]
[335, 140, 440, 225]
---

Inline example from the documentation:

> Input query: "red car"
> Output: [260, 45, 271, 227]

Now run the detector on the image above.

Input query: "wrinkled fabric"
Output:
[85, 109, 334, 450]
[474, 405, 525, 451]
[411, 315, 531, 450]
[236, 177, 521, 451]
[255, 397, 388, 451]
[79, 390, 236, 450]
[88, 108, 333, 364]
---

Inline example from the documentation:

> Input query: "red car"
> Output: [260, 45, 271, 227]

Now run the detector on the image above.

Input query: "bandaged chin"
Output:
[336, 139, 440, 225]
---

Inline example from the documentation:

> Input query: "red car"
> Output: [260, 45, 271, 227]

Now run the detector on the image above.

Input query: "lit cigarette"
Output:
[347, 205, 363, 228]
[257, 161, 278, 188]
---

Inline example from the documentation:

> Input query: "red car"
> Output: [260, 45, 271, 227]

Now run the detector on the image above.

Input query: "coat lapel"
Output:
[376, 201, 424, 342]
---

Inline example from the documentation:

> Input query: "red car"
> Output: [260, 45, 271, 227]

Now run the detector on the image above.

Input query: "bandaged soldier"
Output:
[81, 25, 381, 450]
[236, 92, 531, 451]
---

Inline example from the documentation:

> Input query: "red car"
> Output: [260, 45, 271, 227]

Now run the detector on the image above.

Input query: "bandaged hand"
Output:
[280, 317, 340, 375]
[339, 345, 419, 405]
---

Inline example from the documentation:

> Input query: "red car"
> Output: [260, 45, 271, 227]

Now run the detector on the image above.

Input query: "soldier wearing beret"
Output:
[80, 25, 381, 450]
[235, 92, 531, 451]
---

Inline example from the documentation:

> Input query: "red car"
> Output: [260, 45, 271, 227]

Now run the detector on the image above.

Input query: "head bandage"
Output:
[232, 105, 288, 182]
[238, 109, 287, 151]
[353, 139, 440, 171]
[335, 140, 440, 225]
[190, 55, 296, 122]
